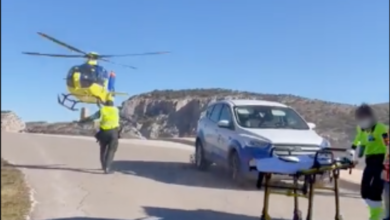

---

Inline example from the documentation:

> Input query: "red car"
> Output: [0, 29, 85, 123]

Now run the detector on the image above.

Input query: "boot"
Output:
[100, 152, 105, 170]
[104, 166, 112, 174]
[369, 206, 383, 220]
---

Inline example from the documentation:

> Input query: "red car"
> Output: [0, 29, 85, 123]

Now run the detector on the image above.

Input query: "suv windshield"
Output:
[234, 105, 309, 130]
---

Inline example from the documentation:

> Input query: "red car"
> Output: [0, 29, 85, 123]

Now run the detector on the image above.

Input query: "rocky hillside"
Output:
[121, 89, 389, 147]
[25, 118, 144, 139]
[1, 111, 26, 132]
[24, 89, 388, 148]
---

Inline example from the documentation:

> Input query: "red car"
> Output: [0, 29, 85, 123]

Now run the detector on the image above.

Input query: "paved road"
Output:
[2, 132, 367, 220]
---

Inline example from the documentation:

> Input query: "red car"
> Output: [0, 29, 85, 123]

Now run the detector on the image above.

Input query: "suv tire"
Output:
[195, 140, 211, 171]
[229, 150, 246, 186]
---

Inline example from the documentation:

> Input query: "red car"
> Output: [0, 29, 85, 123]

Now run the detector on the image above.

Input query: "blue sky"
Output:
[2, 0, 389, 122]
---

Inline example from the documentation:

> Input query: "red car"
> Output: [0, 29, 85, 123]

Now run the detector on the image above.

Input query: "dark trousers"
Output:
[361, 154, 385, 201]
[97, 128, 119, 171]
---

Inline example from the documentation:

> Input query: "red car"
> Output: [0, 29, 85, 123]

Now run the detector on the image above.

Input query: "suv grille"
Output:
[272, 144, 321, 156]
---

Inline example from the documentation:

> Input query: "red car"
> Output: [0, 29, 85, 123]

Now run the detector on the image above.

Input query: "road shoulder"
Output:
[1, 158, 31, 220]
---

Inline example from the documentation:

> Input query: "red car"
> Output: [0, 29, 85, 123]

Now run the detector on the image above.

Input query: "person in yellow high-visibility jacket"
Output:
[80, 99, 120, 174]
[347, 104, 388, 220]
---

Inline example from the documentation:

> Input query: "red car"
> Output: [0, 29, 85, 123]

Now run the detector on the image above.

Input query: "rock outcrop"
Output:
[1, 111, 26, 132]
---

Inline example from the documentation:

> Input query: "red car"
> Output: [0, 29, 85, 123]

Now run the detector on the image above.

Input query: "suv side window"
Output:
[219, 104, 233, 121]
[205, 105, 215, 118]
[209, 104, 223, 122]
[219, 104, 235, 129]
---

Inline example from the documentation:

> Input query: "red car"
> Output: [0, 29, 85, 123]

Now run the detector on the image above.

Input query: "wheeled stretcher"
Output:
[253, 148, 354, 220]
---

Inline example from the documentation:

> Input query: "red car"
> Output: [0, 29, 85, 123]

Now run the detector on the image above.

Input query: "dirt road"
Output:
[2, 132, 367, 220]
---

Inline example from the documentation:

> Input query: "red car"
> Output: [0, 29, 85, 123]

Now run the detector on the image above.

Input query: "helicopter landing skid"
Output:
[57, 94, 80, 111]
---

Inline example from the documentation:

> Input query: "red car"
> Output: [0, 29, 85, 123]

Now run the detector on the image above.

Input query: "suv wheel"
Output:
[229, 151, 245, 186]
[195, 140, 211, 171]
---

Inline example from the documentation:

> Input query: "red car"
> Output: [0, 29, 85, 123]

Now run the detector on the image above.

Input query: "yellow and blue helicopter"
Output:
[23, 32, 169, 111]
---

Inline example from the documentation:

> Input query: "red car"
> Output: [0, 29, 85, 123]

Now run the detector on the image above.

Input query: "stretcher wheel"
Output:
[293, 210, 302, 220]
[260, 214, 271, 220]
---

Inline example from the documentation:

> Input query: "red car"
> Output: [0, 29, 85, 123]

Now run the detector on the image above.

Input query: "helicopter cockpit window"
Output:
[95, 67, 108, 86]
[66, 64, 107, 88]
[80, 64, 106, 86]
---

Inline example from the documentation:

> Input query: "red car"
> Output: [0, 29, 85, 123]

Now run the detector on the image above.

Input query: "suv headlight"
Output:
[245, 139, 270, 147]
[243, 139, 271, 167]
[320, 138, 331, 148]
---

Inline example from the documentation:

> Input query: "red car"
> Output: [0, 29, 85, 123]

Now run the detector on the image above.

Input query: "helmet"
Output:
[355, 103, 374, 119]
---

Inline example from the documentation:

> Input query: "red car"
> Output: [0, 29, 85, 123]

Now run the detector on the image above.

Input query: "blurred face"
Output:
[356, 115, 373, 129]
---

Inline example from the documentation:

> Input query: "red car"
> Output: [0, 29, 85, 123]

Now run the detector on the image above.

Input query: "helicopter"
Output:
[23, 32, 169, 111]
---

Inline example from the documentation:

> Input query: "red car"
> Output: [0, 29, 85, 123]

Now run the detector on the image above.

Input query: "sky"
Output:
[2, 0, 389, 122]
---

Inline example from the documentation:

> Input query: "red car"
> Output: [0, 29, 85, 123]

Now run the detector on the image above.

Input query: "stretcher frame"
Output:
[255, 148, 354, 220]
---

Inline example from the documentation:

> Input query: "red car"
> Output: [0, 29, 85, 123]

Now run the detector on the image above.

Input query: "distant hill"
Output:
[24, 88, 388, 148]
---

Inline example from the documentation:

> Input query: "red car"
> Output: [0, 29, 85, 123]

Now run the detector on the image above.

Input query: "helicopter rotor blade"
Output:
[99, 51, 170, 58]
[37, 32, 88, 55]
[100, 58, 137, 69]
[22, 52, 85, 58]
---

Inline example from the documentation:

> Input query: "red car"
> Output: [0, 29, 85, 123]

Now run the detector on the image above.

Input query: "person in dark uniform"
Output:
[79, 99, 120, 174]
[383, 129, 389, 220]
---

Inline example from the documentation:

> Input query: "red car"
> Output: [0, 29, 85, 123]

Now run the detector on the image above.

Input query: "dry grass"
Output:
[1, 159, 31, 220]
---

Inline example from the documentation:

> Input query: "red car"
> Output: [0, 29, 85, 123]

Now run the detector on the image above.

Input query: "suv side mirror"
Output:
[217, 120, 231, 129]
[307, 122, 316, 130]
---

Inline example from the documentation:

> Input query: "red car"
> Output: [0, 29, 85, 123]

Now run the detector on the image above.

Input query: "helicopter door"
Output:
[72, 72, 81, 89]
[66, 67, 77, 88]
[66, 65, 91, 89]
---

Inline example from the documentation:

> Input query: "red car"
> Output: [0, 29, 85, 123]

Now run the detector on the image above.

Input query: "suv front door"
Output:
[206, 103, 224, 159]
[200, 104, 215, 156]
[215, 104, 235, 163]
